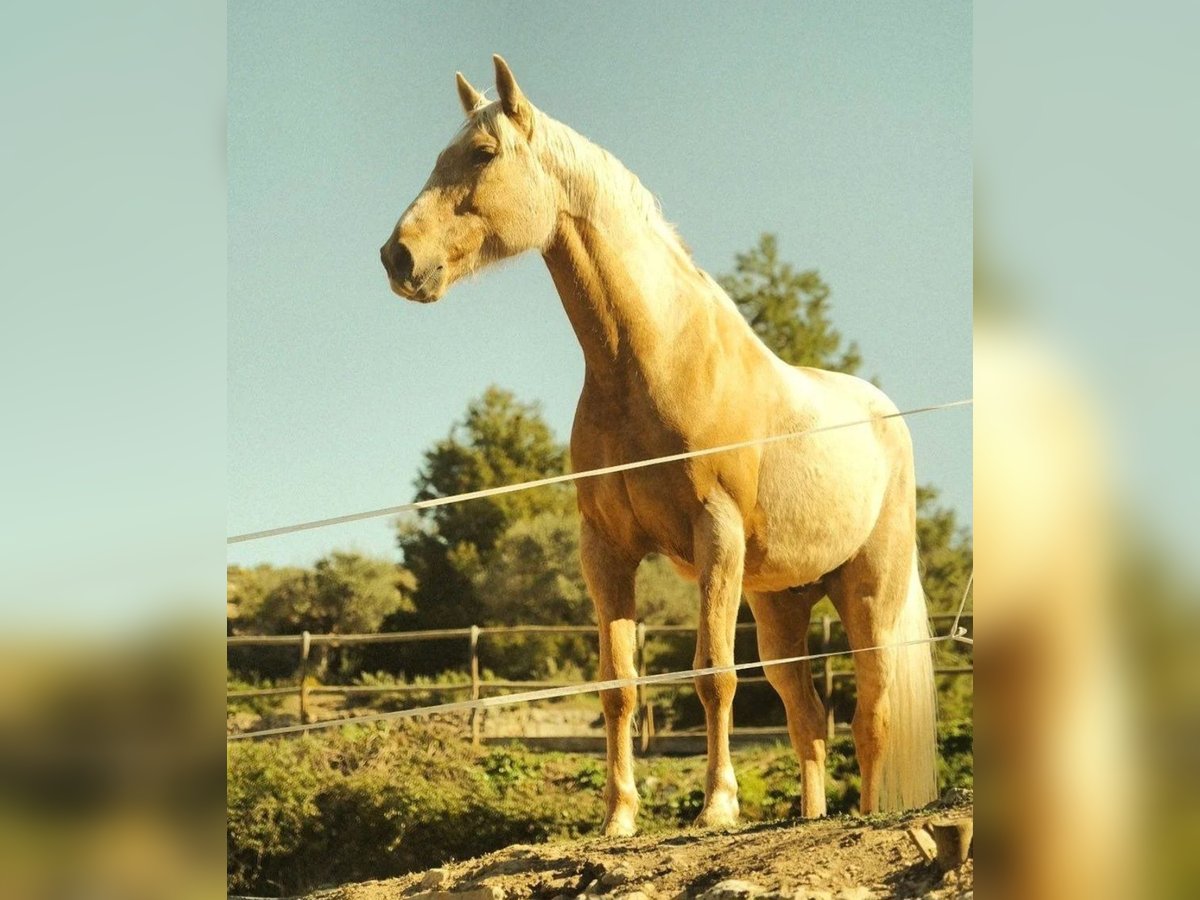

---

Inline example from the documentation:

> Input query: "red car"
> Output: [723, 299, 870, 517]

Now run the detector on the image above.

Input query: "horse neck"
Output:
[538, 132, 708, 392]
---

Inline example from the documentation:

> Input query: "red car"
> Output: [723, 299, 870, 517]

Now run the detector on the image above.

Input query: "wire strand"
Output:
[228, 630, 963, 742]
[228, 398, 972, 544]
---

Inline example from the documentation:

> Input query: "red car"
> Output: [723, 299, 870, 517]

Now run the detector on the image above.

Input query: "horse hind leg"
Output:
[829, 546, 938, 814]
[747, 587, 829, 818]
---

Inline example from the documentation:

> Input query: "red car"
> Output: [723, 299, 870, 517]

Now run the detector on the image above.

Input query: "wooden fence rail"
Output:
[227, 614, 972, 746]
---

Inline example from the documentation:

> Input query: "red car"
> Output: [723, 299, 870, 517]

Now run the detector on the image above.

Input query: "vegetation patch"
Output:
[228, 719, 971, 897]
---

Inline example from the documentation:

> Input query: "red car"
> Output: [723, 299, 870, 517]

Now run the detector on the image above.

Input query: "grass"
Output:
[228, 718, 972, 897]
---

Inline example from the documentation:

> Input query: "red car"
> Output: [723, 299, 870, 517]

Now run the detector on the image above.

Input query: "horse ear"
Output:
[455, 71, 483, 116]
[492, 54, 532, 134]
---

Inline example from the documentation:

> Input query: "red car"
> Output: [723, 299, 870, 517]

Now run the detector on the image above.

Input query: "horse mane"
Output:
[465, 98, 695, 267]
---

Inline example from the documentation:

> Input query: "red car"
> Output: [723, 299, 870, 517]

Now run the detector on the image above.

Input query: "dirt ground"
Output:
[295, 799, 972, 900]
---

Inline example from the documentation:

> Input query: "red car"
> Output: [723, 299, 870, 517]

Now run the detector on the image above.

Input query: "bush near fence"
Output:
[227, 718, 973, 897]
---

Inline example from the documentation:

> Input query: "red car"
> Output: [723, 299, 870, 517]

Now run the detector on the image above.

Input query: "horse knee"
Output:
[763, 658, 801, 694]
[694, 670, 737, 711]
[601, 684, 636, 720]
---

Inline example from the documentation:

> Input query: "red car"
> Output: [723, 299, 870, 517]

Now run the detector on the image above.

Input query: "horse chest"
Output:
[573, 421, 705, 563]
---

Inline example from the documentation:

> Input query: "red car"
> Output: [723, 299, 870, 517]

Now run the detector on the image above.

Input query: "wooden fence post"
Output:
[469, 625, 481, 746]
[821, 615, 834, 741]
[636, 622, 654, 753]
[298, 630, 312, 725]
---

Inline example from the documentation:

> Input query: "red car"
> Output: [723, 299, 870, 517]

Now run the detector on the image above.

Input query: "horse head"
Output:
[380, 56, 557, 303]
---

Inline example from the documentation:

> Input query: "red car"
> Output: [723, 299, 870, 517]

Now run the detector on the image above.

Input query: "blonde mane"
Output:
[466, 98, 697, 271]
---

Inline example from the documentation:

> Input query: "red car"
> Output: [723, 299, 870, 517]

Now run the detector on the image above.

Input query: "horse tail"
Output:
[878, 549, 939, 811]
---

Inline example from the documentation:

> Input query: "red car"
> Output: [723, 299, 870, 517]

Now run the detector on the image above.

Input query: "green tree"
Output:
[473, 510, 591, 677]
[472, 512, 701, 677]
[916, 485, 973, 615]
[718, 233, 862, 373]
[394, 386, 570, 636]
[310, 552, 416, 634]
[240, 553, 414, 637]
[227, 554, 415, 679]
[227, 563, 309, 632]
[475, 511, 590, 630]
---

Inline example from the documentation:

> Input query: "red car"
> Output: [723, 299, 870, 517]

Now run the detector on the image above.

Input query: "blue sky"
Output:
[228, 2, 972, 568]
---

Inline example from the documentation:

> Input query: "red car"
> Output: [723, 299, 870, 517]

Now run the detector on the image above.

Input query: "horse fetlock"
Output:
[602, 792, 639, 837]
[800, 768, 828, 819]
[694, 786, 740, 829]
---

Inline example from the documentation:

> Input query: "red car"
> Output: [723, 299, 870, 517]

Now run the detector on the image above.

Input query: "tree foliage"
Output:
[228, 554, 414, 637]
[395, 386, 571, 635]
[474, 511, 590, 628]
[411, 385, 570, 554]
[472, 510, 593, 677]
[916, 485, 973, 615]
[718, 233, 862, 373]
[227, 553, 415, 679]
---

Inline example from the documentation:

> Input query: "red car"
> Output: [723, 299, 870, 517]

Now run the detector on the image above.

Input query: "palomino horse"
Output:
[381, 57, 937, 835]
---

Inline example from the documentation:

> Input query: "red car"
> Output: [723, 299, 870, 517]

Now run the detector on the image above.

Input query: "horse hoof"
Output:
[693, 801, 740, 829]
[602, 815, 637, 837]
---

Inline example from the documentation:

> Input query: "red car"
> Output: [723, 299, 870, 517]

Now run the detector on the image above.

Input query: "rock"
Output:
[834, 890, 874, 900]
[410, 887, 505, 900]
[670, 891, 690, 900]
[482, 858, 536, 876]
[938, 786, 973, 807]
[462, 888, 506, 900]
[420, 869, 451, 890]
[699, 880, 766, 900]
[600, 867, 636, 888]
[802, 892, 833, 900]
[613, 893, 652, 900]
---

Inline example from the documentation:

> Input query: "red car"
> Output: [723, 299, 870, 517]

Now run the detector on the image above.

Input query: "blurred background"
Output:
[0, 1, 1197, 898]
[974, 1, 1199, 897]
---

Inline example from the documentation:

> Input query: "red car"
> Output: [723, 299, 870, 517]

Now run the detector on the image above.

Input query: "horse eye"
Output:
[471, 146, 496, 166]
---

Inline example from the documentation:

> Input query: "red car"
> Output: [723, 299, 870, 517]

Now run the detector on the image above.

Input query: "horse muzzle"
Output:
[381, 238, 446, 303]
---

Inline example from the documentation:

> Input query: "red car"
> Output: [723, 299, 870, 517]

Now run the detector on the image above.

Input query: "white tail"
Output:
[877, 551, 939, 810]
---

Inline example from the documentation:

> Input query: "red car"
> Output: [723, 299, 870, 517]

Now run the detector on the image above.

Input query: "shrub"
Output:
[228, 723, 972, 896]
[227, 723, 604, 896]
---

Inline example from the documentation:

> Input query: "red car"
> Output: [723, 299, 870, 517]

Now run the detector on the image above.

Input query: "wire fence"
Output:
[228, 399, 971, 544]
[227, 610, 973, 746]
[226, 398, 973, 745]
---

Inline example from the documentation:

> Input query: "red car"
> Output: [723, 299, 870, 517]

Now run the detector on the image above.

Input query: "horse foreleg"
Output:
[692, 492, 745, 828]
[747, 589, 828, 818]
[580, 519, 640, 837]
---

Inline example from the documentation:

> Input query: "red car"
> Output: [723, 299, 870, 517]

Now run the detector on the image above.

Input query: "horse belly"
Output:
[742, 437, 890, 592]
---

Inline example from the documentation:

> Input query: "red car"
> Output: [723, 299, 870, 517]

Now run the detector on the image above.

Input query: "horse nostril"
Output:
[382, 240, 415, 283]
[393, 242, 414, 282]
